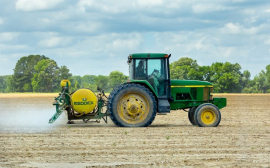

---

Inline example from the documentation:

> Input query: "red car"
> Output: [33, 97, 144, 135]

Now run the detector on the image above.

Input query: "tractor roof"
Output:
[129, 53, 169, 59]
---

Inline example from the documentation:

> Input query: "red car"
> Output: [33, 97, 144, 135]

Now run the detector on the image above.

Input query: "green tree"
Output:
[109, 71, 128, 89]
[199, 65, 212, 81]
[71, 75, 82, 90]
[95, 75, 109, 92]
[265, 64, 270, 92]
[72, 75, 82, 85]
[242, 70, 251, 88]
[254, 71, 268, 93]
[5, 75, 16, 92]
[170, 58, 250, 93]
[81, 75, 97, 90]
[54, 65, 72, 92]
[0, 76, 8, 92]
[58, 66, 72, 80]
[209, 62, 243, 93]
[12, 55, 48, 92]
[170, 57, 203, 80]
[73, 80, 81, 90]
[243, 65, 270, 93]
[70, 75, 97, 91]
[81, 75, 96, 88]
[31, 59, 59, 92]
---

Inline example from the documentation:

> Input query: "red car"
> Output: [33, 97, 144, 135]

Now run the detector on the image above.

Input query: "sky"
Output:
[0, 0, 270, 78]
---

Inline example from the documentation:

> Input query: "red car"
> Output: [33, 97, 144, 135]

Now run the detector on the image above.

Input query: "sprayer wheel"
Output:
[107, 83, 157, 127]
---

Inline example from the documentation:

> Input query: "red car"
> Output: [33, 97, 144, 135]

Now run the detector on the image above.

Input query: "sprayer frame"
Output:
[49, 83, 109, 124]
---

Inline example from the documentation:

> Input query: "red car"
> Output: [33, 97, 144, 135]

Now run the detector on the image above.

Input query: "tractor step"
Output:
[157, 99, 170, 113]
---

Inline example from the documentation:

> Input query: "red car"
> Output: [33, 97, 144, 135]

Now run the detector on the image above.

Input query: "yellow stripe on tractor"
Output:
[171, 85, 213, 88]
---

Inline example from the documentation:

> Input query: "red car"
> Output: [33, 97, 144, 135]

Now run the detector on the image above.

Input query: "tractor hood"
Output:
[171, 80, 213, 87]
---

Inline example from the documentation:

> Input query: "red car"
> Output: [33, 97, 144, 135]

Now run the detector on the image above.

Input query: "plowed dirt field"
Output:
[0, 94, 270, 168]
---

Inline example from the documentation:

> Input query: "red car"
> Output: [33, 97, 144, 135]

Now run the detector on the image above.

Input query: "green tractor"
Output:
[49, 53, 226, 127]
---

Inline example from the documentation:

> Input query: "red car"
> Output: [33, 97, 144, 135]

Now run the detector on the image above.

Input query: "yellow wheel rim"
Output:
[201, 110, 216, 125]
[117, 93, 150, 124]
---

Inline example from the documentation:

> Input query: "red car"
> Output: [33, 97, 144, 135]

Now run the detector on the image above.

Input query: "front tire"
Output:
[107, 83, 157, 127]
[195, 103, 221, 127]
[188, 107, 197, 125]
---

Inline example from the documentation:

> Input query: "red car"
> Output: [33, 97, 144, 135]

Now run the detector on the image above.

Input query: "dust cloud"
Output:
[0, 96, 67, 133]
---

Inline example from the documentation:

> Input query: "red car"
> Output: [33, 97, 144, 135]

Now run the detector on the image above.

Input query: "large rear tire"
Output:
[107, 83, 157, 127]
[195, 103, 221, 127]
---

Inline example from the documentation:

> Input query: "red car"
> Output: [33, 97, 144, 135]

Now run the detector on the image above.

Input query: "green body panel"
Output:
[170, 100, 208, 110]
[212, 97, 227, 109]
[130, 53, 168, 59]
[171, 80, 212, 86]
[170, 80, 213, 103]
[126, 79, 158, 98]
[170, 81, 207, 110]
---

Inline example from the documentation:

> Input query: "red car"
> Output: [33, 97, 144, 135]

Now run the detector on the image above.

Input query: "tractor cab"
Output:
[127, 53, 171, 113]
[128, 53, 171, 97]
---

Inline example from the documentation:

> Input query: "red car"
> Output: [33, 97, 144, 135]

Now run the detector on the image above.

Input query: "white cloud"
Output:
[16, 0, 64, 12]
[242, 8, 256, 15]
[223, 47, 235, 58]
[105, 33, 143, 52]
[265, 39, 270, 45]
[223, 23, 241, 34]
[38, 37, 61, 48]
[0, 33, 19, 42]
[221, 23, 258, 35]
[0, 44, 29, 51]
[77, 0, 128, 14]
[265, 9, 270, 13]
[232, 0, 246, 2]
[192, 4, 231, 14]
[74, 22, 102, 33]
[77, 0, 167, 14]
[40, 18, 51, 24]
[194, 38, 206, 50]
[136, 0, 164, 8]
[38, 37, 72, 48]
[0, 55, 9, 62]
[55, 33, 143, 57]
[47, 33, 144, 76]
[77, 0, 93, 12]
[155, 30, 252, 61]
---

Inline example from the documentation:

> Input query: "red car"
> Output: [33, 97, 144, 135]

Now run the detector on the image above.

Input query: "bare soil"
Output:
[0, 94, 270, 168]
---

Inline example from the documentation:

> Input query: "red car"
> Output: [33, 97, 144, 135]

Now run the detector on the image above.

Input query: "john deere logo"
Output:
[74, 98, 93, 105]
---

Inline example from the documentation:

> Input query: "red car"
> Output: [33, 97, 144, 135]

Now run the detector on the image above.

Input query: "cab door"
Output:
[147, 59, 168, 97]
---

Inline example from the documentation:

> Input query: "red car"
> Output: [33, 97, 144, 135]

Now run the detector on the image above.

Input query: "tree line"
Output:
[0, 55, 127, 93]
[170, 57, 270, 93]
[0, 55, 269, 93]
